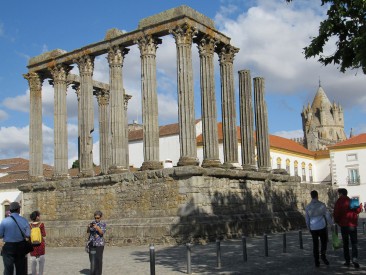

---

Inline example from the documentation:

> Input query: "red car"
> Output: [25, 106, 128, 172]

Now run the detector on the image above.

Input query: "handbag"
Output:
[332, 231, 342, 250]
[10, 216, 34, 255]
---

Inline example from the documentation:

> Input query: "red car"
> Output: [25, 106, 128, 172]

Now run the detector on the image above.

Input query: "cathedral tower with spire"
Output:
[301, 84, 347, 151]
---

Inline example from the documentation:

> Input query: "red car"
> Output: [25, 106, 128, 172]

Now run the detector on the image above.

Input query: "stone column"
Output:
[74, 55, 95, 177]
[24, 72, 44, 181]
[217, 44, 240, 169]
[253, 77, 271, 172]
[72, 84, 81, 167]
[124, 94, 132, 167]
[95, 88, 110, 175]
[49, 64, 72, 179]
[170, 24, 199, 166]
[195, 35, 221, 168]
[108, 46, 130, 174]
[238, 70, 256, 170]
[137, 35, 163, 170]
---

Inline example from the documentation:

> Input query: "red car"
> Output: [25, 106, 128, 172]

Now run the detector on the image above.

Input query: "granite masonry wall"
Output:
[19, 167, 336, 247]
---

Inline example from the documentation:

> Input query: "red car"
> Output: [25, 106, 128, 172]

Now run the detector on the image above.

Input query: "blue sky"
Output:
[0, 0, 365, 166]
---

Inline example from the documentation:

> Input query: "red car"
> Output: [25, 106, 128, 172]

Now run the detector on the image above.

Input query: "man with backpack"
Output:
[333, 188, 363, 268]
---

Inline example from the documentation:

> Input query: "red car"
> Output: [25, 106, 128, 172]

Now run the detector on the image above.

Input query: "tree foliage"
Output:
[286, 0, 366, 73]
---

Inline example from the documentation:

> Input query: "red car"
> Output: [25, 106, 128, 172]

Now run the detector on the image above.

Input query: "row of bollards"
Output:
[149, 230, 309, 274]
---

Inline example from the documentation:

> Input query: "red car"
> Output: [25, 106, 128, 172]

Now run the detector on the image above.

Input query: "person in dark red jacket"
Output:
[333, 188, 362, 268]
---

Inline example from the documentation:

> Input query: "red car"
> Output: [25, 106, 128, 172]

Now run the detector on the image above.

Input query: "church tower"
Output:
[301, 84, 347, 150]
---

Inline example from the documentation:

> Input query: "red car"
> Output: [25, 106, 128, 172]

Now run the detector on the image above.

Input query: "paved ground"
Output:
[2, 219, 366, 274]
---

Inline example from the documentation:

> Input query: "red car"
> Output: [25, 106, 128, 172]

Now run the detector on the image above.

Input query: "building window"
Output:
[301, 162, 306, 182]
[309, 164, 313, 183]
[348, 168, 360, 185]
[294, 161, 298, 177]
[286, 159, 290, 174]
[347, 154, 358, 161]
[276, 157, 281, 169]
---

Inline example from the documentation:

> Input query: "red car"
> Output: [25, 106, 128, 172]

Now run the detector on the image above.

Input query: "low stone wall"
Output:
[19, 167, 336, 246]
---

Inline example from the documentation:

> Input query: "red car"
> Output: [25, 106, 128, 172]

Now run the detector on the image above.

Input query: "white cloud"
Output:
[3, 91, 29, 112]
[0, 126, 29, 159]
[0, 109, 8, 121]
[273, 129, 303, 139]
[216, 0, 366, 113]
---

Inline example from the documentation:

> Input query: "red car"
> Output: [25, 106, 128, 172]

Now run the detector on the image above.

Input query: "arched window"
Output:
[294, 161, 298, 177]
[276, 157, 282, 169]
[309, 163, 313, 183]
[301, 162, 306, 182]
[286, 159, 290, 174]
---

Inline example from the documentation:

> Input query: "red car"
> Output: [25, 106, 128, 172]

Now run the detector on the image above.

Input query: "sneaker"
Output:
[353, 262, 360, 269]
[321, 256, 329, 265]
[344, 262, 351, 267]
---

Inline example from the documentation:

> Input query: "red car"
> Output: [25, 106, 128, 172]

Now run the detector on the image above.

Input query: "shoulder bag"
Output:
[10, 216, 34, 255]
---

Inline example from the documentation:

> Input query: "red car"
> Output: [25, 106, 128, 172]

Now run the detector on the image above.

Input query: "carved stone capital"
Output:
[74, 55, 95, 77]
[170, 23, 197, 45]
[136, 35, 162, 56]
[23, 72, 43, 92]
[217, 44, 239, 64]
[72, 84, 81, 100]
[195, 35, 217, 57]
[49, 64, 73, 84]
[124, 94, 132, 110]
[107, 46, 130, 66]
[94, 88, 110, 106]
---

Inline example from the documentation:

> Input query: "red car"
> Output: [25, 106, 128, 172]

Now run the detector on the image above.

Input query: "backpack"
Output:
[30, 223, 42, 246]
[349, 197, 360, 210]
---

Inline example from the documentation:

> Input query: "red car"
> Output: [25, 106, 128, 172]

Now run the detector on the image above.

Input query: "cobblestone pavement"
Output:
[2, 219, 366, 274]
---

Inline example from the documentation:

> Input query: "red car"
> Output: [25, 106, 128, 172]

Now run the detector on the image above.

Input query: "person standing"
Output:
[86, 210, 106, 275]
[333, 188, 362, 268]
[0, 202, 30, 275]
[305, 190, 333, 267]
[29, 211, 46, 275]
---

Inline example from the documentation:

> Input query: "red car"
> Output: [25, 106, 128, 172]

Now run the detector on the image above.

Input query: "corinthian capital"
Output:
[49, 64, 73, 84]
[94, 88, 110, 106]
[195, 35, 218, 57]
[23, 72, 44, 91]
[74, 55, 95, 77]
[107, 46, 130, 66]
[136, 35, 162, 56]
[217, 44, 240, 64]
[169, 24, 197, 45]
[124, 94, 132, 110]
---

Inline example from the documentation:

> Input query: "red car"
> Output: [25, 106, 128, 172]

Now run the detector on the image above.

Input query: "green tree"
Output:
[71, 159, 79, 169]
[286, 0, 366, 73]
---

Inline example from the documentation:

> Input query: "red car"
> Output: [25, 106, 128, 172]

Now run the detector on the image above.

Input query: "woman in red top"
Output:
[29, 211, 46, 275]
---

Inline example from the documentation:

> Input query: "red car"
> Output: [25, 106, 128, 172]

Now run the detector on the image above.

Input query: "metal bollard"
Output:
[242, 236, 247, 262]
[264, 234, 268, 257]
[90, 247, 97, 275]
[186, 243, 192, 274]
[216, 239, 221, 268]
[299, 230, 303, 249]
[149, 244, 156, 275]
[283, 233, 287, 253]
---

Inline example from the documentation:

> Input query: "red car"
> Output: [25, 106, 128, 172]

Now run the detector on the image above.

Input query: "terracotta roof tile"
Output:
[129, 119, 201, 141]
[196, 123, 320, 157]
[329, 133, 366, 148]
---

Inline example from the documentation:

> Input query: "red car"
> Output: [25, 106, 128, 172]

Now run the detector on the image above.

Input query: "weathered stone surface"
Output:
[19, 167, 336, 247]
[138, 5, 215, 29]
[28, 49, 67, 66]
[104, 28, 125, 40]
